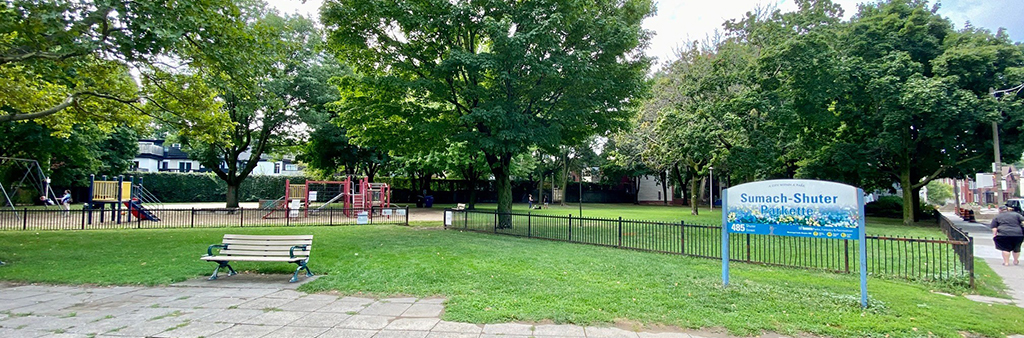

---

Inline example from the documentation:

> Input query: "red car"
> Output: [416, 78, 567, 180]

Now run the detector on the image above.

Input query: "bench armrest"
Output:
[207, 244, 228, 256]
[289, 245, 309, 259]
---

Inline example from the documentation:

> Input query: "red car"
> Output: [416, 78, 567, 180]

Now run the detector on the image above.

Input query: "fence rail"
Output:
[0, 207, 409, 231]
[446, 209, 974, 286]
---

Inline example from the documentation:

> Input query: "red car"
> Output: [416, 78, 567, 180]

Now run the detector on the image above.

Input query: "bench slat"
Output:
[217, 249, 310, 257]
[202, 256, 305, 262]
[221, 245, 313, 251]
[223, 239, 312, 246]
[224, 234, 313, 240]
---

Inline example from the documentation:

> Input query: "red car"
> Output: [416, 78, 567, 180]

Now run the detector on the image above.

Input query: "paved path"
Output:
[0, 275, 757, 338]
[942, 212, 1024, 307]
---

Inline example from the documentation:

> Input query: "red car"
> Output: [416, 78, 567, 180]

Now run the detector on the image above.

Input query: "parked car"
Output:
[1005, 198, 1024, 214]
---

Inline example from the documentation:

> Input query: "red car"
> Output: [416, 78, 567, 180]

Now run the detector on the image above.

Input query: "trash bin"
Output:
[424, 195, 434, 208]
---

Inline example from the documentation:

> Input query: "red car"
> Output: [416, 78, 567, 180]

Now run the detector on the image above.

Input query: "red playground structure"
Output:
[263, 177, 391, 219]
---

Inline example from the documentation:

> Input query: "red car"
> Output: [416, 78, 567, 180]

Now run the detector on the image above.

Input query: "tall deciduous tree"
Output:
[322, 0, 654, 217]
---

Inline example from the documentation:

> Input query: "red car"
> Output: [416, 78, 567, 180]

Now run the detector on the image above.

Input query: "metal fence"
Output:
[446, 209, 974, 286]
[0, 207, 409, 231]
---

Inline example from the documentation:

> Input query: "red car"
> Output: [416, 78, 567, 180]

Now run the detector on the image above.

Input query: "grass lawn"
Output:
[450, 203, 949, 238]
[0, 225, 1021, 338]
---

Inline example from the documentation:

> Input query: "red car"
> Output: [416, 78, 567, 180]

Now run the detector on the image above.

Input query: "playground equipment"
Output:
[87, 175, 162, 224]
[263, 177, 391, 219]
[0, 157, 60, 212]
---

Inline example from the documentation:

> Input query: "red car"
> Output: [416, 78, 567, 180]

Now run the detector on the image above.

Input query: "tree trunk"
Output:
[899, 166, 914, 226]
[226, 183, 240, 208]
[633, 176, 641, 205]
[488, 154, 513, 228]
[912, 186, 923, 221]
[467, 180, 478, 210]
[689, 175, 700, 216]
[660, 170, 668, 205]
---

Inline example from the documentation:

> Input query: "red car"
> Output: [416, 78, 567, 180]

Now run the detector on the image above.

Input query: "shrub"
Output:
[865, 195, 937, 220]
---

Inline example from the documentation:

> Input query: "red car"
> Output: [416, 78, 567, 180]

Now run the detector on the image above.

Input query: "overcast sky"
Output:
[269, 0, 1024, 66]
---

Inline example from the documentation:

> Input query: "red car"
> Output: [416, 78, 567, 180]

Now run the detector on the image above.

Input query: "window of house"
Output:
[162, 162, 169, 170]
[179, 162, 187, 172]
[285, 164, 298, 171]
[274, 163, 281, 174]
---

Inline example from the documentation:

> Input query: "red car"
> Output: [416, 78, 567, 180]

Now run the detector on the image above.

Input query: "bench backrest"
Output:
[456, 203, 466, 210]
[219, 234, 313, 258]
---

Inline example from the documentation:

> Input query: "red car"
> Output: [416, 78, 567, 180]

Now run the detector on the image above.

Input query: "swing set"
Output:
[0, 157, 60, 213]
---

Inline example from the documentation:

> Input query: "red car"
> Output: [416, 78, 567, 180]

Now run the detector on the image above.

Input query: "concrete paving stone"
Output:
[375, 330, 430, 338]
[425, 332, 480, 338]
[337, 315, 393, 330]
[84, 286, 143, 296]
[194, 308, 263, 324]
[240, 310, 308, 326]
[151, 321, 233, 338]
[213, 323, 283, 338]
[0, 291, 48, 300]
[266, 290, 308, 299]
[302, 294, 341, 303]
[0, 327, 47, 338]
[584, 327, 639, 338]
[636, 332, 692, 338]
[385, 318, 439, 331]
[416, 298, 445, 305]
[265, 325, 331, 338]
[0, 312, 8, 321]
[161, 296, 221, 309]
[482, 323, 533, 336]
[8, 302, 79, 317]
[319, 328, 378, 338]
[122, 308, 180, 322]
[63, 315, 139, 334]
[339, 296, 377, 304]
[431, 321, 483, 334]
[636, 333, 692, 338]
[236, 297, 295, 310]
[381, 297, 418, 304]
[278, 297, 337, 312]
[479, 335, 531, 338]
[36, 333, 94, 338]
[0, 298, 42, 311]
[112, 318, 188, 337]
[320, 301, 370, 313]
[401, 304, 443, 318]
[294, 312, 351, 327]
[0, 315, 70, 331]
[533, 324, 586, 337]
[196, 287, 278, 299]
[173, 308, 221, 321]
[360, 302, 412, 316]
[130, 287, 180, 298]
[197, 297, 249, 309]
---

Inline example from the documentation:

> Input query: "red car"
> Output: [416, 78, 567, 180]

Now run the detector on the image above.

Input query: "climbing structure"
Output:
[264, 177, 391, 218]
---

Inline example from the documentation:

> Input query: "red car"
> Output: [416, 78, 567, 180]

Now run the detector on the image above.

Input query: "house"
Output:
[637, 175, 674, 204]
[938, 165, 1020, 206]
[131, 139, 304, 176]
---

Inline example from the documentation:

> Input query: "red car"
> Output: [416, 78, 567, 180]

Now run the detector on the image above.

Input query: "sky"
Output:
[269, 0, 1024, 67]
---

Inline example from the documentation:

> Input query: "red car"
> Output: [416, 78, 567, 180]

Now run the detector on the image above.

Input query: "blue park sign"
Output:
[720, 179, 868, 308]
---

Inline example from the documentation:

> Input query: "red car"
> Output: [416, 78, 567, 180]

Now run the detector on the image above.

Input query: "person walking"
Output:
[60, 189, 72, 216]
[989, 205, 1024, 266]
[528, 194, 534, 210]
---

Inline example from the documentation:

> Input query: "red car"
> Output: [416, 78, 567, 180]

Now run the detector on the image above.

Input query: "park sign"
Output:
[720, 179, 868, 308]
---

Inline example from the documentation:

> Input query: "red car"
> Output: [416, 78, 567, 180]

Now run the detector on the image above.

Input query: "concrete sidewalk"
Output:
[0, 275, 757, 338]
[942, 212, 1024, 307]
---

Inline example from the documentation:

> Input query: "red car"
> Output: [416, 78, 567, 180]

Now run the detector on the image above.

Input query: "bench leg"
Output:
[209, 261, 235, 280]
[290, 261, 313, 283]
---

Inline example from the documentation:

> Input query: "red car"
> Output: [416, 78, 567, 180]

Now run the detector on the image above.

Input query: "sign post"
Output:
[721, 179, 868, 308]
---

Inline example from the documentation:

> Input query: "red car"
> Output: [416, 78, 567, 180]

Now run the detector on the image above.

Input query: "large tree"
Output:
[0, 0, 232, 134]
[322, 0, 654, 216]
[173, 6, 326, 207]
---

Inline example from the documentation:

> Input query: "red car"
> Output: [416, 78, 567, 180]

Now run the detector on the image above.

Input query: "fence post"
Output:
[494, 212, 497, 233]
[679, 220, 684, 254]
[81, 209, 86, 230]
[844, 239, 850, 273]
[22, 208, 27, 230]
[528, 212, 532, 237]
[406, 206, 409, 226]
[191, 208, 195, 228]
[968, 236, 975, 289]
[287, 207, 291, 227]
[330, 207, 334, 226]
[240, 207, 244, 227]
[568, 214, 573, 241]
[745, 234, 751, 262]
[619, 217, 623, 247]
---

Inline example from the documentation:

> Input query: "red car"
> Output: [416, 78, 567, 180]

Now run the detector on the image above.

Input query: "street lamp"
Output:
[578, 168, 583, 216]
[709, 166, 714, 211]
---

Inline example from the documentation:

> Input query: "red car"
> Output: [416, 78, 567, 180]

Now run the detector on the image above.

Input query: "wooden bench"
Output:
[455, 203, 466, 210]
[201, 234, 314, 283]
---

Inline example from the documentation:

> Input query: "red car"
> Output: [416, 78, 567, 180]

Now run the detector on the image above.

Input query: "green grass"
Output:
[452, 203, 948, 238]
[0, 225, 1021, 337]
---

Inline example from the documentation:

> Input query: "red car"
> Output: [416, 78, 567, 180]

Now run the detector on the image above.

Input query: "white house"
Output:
[131, 139, 303, 176]
[637, 175, 673, 204]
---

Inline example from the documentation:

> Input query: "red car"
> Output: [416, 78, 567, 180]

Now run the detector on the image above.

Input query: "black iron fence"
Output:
[446, 209, 974, 286]
[0, 207, 409, 231]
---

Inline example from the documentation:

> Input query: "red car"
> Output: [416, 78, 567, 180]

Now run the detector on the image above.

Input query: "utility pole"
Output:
[990, 84, 1023, 206]
[709, 166, 714, 211]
